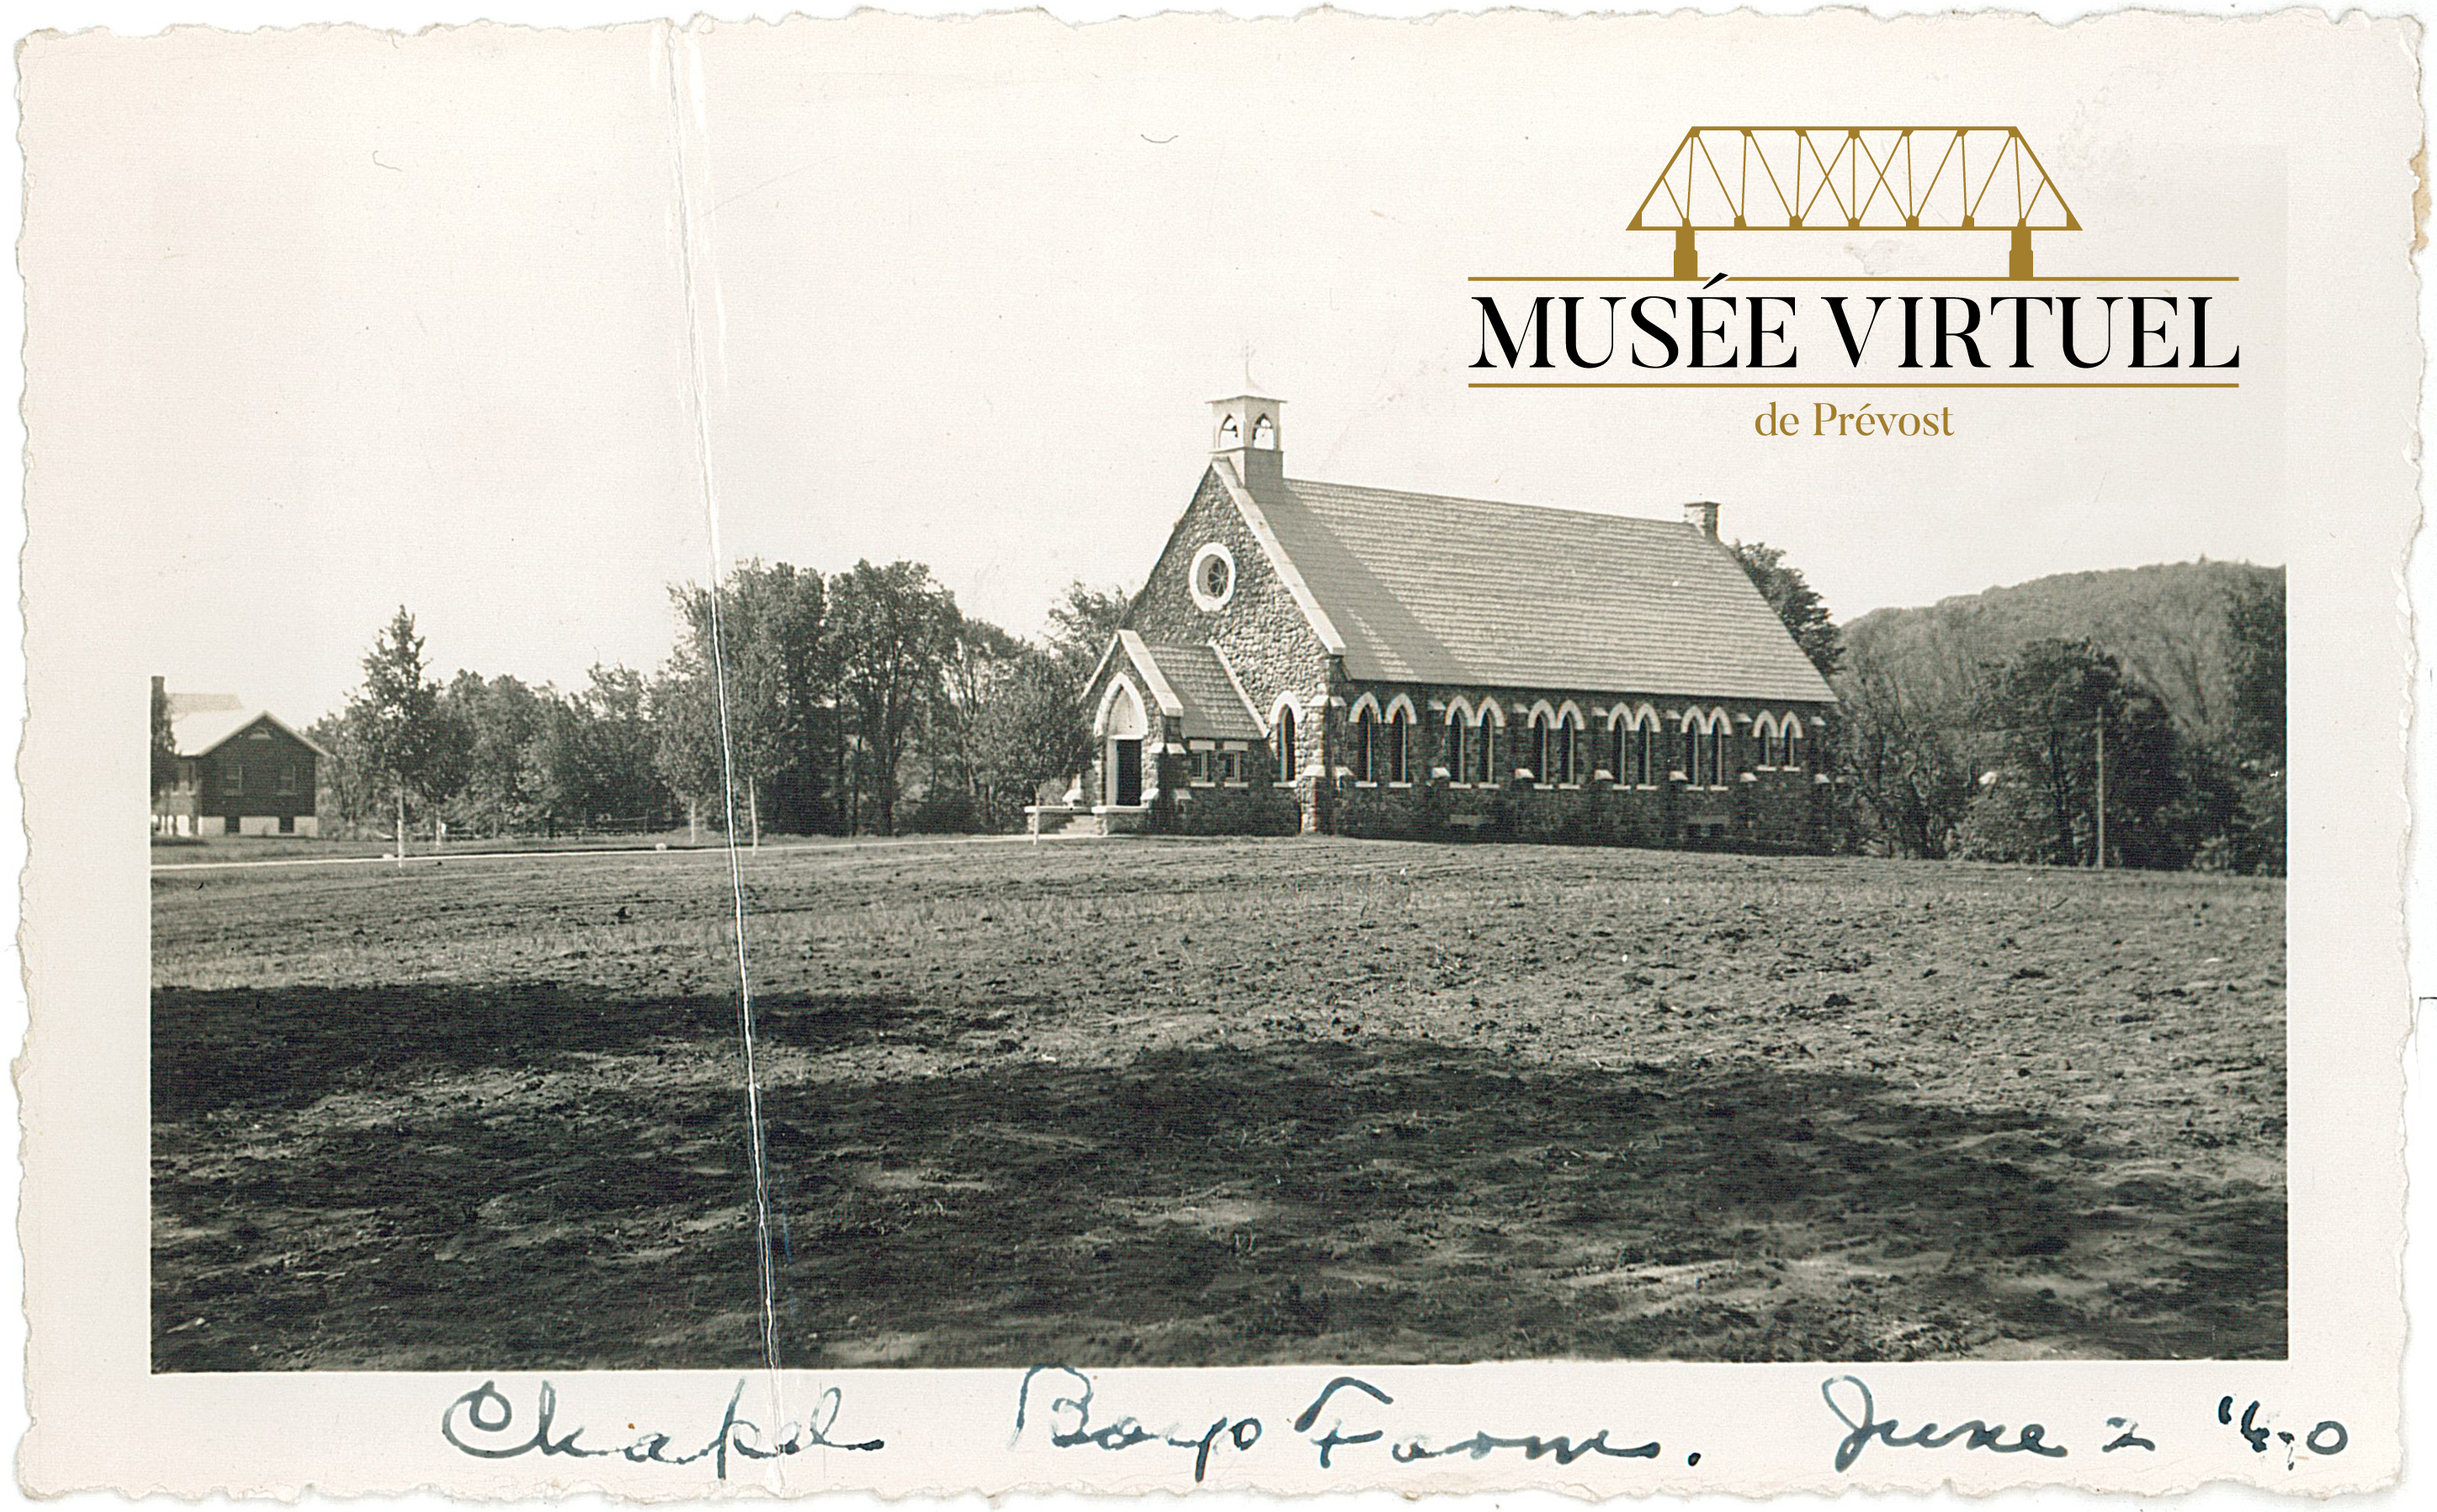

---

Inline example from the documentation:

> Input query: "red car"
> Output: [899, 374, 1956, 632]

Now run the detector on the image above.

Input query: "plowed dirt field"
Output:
[152, 836, 2284, 1369]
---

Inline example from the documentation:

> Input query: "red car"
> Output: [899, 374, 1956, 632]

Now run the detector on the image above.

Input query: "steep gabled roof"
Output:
[170, 705, 331, 760]
[1140, 641, 1265, 740]
[1236, 475, 1836, 704]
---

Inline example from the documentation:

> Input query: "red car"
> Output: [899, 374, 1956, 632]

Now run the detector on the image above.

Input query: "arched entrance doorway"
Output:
[1102, 679, 1146, 807]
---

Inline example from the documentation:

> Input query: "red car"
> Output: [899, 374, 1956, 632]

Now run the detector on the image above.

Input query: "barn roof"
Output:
[1230, 468, 1836, 704]
[169, 703, 330, 760]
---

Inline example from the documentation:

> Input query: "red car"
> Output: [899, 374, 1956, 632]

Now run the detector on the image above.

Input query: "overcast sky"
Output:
[25, 13, 2292, 724]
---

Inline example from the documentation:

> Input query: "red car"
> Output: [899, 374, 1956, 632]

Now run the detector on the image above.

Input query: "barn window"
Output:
[1352, 708, 1379, 783]
[277, 761, 299, 795]
[1275, 707, 1297, 783]
[226, 763, 244, 796]
[1385, 708, 1410, 783]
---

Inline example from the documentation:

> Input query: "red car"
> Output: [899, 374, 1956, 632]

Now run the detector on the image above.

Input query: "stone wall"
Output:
[1125, 468, 1335, 729]
[1320, 677, 1834, 852]
[1080, 465, 1340, 829]
[1167, 777, 1303, 836]
[1325, 770, 1829, 851]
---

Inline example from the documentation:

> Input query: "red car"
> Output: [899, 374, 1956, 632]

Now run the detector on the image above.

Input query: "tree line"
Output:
[247, 541, 2283, 873]
[305, 562, 1128, 843]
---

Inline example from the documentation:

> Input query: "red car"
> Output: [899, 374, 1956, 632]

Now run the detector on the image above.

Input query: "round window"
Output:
[1189, 543, 1237, 611]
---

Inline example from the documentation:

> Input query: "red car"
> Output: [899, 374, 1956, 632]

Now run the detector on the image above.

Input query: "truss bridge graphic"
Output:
[1630, 127, 2079, 279]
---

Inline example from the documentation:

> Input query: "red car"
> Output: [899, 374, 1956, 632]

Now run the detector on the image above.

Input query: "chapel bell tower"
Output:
[1209, 395, 1284, 490]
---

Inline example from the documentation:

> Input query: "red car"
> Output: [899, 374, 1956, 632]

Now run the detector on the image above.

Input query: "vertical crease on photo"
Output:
[662, 19, 787, 1393]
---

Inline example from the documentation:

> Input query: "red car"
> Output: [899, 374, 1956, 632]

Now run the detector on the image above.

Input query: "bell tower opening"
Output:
[1209, 394, 1284, 490]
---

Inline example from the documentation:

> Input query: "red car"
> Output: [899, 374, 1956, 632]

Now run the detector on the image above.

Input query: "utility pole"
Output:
[2094, 714, 2107, 870]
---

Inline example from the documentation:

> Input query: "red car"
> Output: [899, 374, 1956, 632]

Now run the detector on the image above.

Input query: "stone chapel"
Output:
[1059, 395, 1838, 850]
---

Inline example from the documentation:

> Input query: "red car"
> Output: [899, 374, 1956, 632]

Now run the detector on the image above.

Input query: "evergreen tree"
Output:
[345, 607, 456, 852]
[150, 678, 178, 801]
[1732, 540, 1842, 678]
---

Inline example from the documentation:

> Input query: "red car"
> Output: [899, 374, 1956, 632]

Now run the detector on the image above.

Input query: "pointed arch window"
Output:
[1353, 706, 1379, 783]
[1445, 708, 1468, 784]
[1526, 711, 1550, 783]
[1784, 717, 1804, 771]
[1469, 709, 1495, 785]
[1252, 415, 1277, 449]
[1613, 710, 1656, 785]
[1552, 708, 1585, 785]
[1385, 706, 1411, 783]
[1276, 706, 1297, 783]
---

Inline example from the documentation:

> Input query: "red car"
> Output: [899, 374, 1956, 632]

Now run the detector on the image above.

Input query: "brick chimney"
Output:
[1682, 500, 1721, 538]
[1210, 395, 1284, 491]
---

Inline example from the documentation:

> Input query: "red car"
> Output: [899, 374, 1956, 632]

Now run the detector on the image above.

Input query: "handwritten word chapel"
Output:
[1053, 395, 1838, 851]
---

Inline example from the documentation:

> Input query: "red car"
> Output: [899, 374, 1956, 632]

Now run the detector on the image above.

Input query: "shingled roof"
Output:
[1142, 642, 1265, 740]
[1114, 632, 1266, 740]
[1238, 472, 1836, 704]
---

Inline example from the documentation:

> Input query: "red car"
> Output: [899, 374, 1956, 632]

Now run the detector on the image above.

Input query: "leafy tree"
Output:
[1955, 639, 2183, 868]
[659, 561, 835, 841]
[1834, 640, 1976, 858]
[534, 666, 672, 832]
[967, 645, 1092, 825]
[920, 616, 1027, 830]
[649, 662, 729, 841]
[151, 679, 178, 801]
[1044, 581, 1131, 680]
[436, 672, 547, 837]
[830, 560, 961, 836]
[2222, 574, 2286, 873]
[343, 607, 459, 851]
[1733, 541, 1841, 679]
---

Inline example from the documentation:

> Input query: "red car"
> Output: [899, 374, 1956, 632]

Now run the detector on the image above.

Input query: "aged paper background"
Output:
[12, 2, 2427, 1502]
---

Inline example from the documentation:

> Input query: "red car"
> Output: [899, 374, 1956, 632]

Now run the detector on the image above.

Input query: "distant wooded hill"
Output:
[1831, 559, 2284, 870]
[1845, 560, 2281, 751]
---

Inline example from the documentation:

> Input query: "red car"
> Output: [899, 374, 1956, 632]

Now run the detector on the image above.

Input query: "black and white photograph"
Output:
[14, 6, 2417, 1499]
